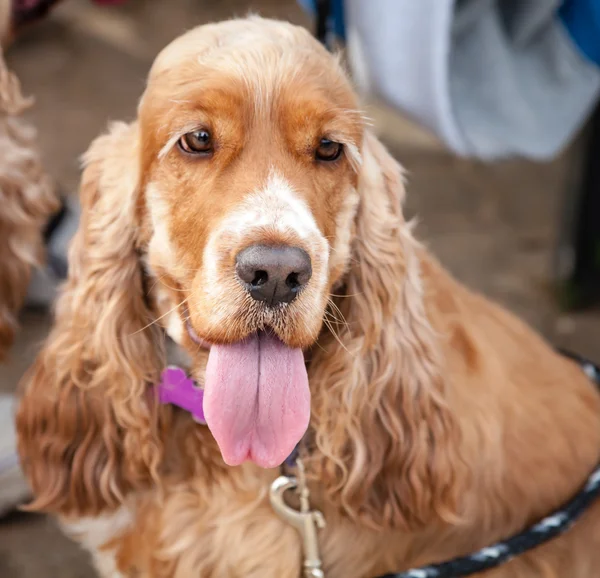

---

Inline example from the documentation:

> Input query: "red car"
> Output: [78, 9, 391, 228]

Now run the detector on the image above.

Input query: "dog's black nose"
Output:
[235, 245, 312, 305]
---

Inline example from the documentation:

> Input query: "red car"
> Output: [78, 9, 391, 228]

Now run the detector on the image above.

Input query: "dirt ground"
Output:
[0, 0, 599, 576]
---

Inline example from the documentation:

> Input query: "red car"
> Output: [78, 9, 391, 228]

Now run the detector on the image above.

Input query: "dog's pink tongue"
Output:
[203, 332, 310, 469]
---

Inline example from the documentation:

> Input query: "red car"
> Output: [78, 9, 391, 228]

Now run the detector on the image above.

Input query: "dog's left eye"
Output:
[315, 138, 342, 162]
[178, 130, 213, 155]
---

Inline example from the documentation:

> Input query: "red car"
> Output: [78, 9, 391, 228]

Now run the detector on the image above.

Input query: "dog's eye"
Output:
[315, 138, 342, 162]
[178, 130, 213, 154]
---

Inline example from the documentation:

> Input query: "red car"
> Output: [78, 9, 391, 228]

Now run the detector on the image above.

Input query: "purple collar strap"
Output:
[157, 366, 206, 424]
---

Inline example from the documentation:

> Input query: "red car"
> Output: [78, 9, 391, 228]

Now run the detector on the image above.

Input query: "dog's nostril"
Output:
[253, 270, 269, 286]
[235, 245, 312, 305]
[286, 272, 300, 290]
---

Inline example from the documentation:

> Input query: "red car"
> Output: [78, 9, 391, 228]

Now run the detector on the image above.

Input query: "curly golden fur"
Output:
[17, 17, 600, 578]
[0, 49, 57, 359]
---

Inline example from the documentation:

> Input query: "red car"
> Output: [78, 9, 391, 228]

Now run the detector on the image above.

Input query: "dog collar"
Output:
[157, 366, 206, 424]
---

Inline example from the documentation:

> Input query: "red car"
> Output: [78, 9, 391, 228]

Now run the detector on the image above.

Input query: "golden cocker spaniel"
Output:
[16, 17, 600, 578]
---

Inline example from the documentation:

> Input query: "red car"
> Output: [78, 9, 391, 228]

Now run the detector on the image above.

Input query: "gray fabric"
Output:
[345, 0, 600, 160]
[451, 0, 600, 159]
[345, 0, 466, 154]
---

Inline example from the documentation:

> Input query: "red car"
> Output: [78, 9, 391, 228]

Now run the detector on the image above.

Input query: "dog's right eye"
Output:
[315, 138, 342, 162]
[178, 130, 213, 155]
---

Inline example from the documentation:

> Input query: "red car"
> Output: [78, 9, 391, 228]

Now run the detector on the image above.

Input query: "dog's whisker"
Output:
[147, 275, 186, 294]
[155, 276, 188, 293]
[327, 298, 349, 328]
[322, 315, 351, 355]
[323, 308, 344, 328]
[328, 291, 363, 299]
[131, 297, 189, 336]
[324, 300, 348, 333]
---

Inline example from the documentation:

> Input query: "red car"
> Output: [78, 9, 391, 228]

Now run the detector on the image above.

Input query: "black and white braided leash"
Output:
[379, 352, 600, 578]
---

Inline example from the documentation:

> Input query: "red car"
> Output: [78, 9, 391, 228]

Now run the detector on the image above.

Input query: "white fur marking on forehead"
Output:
[259, 169, 319, 237]
[224, 169, 321, 240]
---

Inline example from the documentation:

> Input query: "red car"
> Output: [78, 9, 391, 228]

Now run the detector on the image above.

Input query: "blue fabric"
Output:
[297, 0, 346, 40]
[559, 0, 600, 66]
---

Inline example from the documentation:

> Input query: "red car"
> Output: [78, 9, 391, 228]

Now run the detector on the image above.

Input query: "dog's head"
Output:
[19, 18, 459, 529]
[141, 19, 362, 347]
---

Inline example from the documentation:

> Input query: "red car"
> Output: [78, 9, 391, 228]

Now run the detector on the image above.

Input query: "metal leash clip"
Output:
[270, 459, 326, 578]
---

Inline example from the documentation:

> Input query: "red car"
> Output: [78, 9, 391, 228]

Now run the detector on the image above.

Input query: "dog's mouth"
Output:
[185, 320, 310, 469]
[185, 318, 212, 350]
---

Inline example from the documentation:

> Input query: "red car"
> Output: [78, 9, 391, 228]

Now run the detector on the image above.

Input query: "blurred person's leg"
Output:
[555, 0, 600, 308]
[556, 102, 600, 309]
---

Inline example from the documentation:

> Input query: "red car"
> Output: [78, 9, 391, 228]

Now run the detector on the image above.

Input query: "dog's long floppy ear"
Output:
[17, 122, 165, 517]
[309, 132, 463, 530]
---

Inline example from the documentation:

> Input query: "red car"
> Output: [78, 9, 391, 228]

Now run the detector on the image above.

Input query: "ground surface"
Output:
[0, 0, 598, 576]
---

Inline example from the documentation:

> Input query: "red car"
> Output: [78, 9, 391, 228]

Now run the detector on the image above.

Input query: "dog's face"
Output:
[139, 19, 363, 349]
[137, 19, 365, 467]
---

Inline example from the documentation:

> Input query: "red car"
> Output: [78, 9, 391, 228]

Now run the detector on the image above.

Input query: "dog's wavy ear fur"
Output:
[308, 132, 463, 531]
[17, 122, 165, 517]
